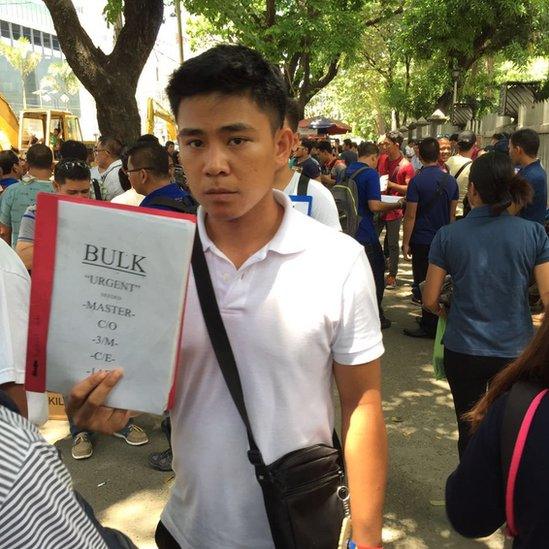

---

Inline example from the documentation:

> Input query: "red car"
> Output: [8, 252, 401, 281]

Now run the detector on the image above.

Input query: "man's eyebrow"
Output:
[178, 128, 204, 138]
[220, 123, 255, 132]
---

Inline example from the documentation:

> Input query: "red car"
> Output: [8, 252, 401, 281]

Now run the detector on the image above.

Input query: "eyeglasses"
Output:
[94, 148, 108, 154]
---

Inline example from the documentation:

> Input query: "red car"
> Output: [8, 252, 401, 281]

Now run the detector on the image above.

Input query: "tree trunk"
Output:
[43, 0, 163, 144]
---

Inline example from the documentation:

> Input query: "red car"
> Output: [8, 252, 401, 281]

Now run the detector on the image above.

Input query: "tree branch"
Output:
[364, 5, 404, 27]
[265, 0, 276, 28]
[43, 0, 108, 94]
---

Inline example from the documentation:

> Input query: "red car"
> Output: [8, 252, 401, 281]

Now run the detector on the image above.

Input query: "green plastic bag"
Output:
[432, 316, 447, 380]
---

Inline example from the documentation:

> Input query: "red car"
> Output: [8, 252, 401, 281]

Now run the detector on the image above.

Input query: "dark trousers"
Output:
[410, 242, 437, 334]
[444, 348, 513, 458]
[364, 241, 386, 318]
[156, 521, 181, 548]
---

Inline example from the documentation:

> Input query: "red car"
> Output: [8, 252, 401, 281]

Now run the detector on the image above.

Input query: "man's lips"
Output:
[204, 188, 238, 195]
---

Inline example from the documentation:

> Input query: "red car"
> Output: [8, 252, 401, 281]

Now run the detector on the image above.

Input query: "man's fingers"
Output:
[67, 370, 109, 414]
[85, 369, 124, 408]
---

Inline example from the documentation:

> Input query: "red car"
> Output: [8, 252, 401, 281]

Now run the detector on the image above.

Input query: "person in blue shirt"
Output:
[349, 141, 403, 329]
[294, 139, 321, 180]
[126, 141, 193, 212]
[0, 150, 23, 194]
[402, 137, 459, 339]
[509, 128, 547, 225]
[422, 152, 549, 458]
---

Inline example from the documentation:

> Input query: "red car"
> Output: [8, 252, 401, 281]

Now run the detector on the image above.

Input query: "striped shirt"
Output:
[0, 405, 108, 548]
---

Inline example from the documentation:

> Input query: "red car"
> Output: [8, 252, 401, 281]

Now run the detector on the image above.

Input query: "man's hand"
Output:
[402, 243, 411, 261]
[67, 369, 131, 434]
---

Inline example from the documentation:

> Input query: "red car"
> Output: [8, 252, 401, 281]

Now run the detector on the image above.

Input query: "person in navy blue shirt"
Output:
[422, 152, 549, 457]
[445, 315, 549, 548]
[294, 139, 321, 180]
[402, 137, 459, 338]
[0, 150, 23, 192]
[349, 141, 403, 329]
[126, 141, 193, 212]
[509, 128, 547, 225]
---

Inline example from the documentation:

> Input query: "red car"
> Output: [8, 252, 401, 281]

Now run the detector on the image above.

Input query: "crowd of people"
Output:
[0, 42, 548, 549]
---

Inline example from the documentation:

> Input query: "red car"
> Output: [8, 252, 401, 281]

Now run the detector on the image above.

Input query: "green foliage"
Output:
[40, 61, 80, 97]
[0, 37, 42, 107]
[184, 0, 400, 107]
[103, 0, 124, 26]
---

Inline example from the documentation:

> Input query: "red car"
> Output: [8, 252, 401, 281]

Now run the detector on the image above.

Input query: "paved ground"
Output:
[41, 261, 506, 548]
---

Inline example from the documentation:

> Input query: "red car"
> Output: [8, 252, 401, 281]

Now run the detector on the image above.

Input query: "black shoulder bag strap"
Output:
[92, 179, 102, 201]
[297, 173, 310, 196]
[500, 381, 543, 488]
[453, 160, 472, 181]
[348, 166, 369, 182]
[191, 232, 265, 467]
[421, 172, 451, 217]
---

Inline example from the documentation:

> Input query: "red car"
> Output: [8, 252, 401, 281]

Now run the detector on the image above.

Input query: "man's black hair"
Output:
[510, 128, 540, 157]
[127, 141, 170, 178]
[492, 132, 504, 141]
[343, 138, 352, 147]
[0, 150, 19, 174]
[285, 97, 301, 132]
[418, 137, 440, 163]
[166, 44, 287, 131]
[165, 140, 175, 148]
[358, 141, 379, 158]
[449, 133, 459, 142]
[98, 136, 124, 157]
[26, 144, 53, 169]
[300, 139, 315, 154]
[316, 140, 333, 154]
[386, 131, 403, 147]
[59, 140, 88, 162]
[54, 159, 91, 185]
[137, 134, 160, 144]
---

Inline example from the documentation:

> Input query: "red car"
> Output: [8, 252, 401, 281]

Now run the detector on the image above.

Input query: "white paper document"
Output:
[33, 199, 195, 414]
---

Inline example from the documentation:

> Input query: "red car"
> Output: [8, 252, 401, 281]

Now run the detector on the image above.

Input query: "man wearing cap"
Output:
[447, 131, 476, 214]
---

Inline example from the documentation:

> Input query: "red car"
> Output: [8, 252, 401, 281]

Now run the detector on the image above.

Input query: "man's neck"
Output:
[28, 169, 51, 180]
[422, 161, 438, 167]
[388, 150, 402, 161]
[0, 173, 17, 180]
[205, 190, 284, 270]
[297, 154, 310, 164]
[519, 156, 538, 168]
[358, 156, 374, 169]
[459, 149, 474, 159]
[145, 178, 171, 196]
[273, 164, 294, 191]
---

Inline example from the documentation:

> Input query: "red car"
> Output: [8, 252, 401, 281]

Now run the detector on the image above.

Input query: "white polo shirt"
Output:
[99, 159, 124, 201]
[0, 239, 29, 386]
[162, 190, 383, 548]
[283, 170, 342, 230]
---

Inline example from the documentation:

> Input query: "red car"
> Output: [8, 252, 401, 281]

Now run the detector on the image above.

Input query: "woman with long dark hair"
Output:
[445, 315, 549, 546]
[422, 152, 549, 457]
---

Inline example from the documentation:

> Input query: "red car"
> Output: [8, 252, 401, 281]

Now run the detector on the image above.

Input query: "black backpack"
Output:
[144, 195, 199, 215]
[329, 167, 368, 237]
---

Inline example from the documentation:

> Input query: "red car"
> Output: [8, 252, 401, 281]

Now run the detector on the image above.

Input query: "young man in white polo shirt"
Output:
[67, 45, 387, 549]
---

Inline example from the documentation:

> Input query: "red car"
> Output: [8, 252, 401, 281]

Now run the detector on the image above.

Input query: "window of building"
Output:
[32, 29, 42, 47]
[22, 26, 31, 41]
[52, 36, 60, 51]
[43, 33, 51, 50]
[11, 24, 21, 40]
[0, 20, 10, 39]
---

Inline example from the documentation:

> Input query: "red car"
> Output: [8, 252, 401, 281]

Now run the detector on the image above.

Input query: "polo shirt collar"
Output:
[467, 205, 509, 218]
[197, 189, 309, 257]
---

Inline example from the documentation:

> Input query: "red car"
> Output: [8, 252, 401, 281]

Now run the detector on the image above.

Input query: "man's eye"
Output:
[186, 140, 203, 148]
[229, 137, 248, 146]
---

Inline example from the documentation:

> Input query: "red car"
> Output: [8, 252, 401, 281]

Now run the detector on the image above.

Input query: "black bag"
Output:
[191, 233, 347, 549]
[144, 195, 199, 215]
[330, 167, 368, 237]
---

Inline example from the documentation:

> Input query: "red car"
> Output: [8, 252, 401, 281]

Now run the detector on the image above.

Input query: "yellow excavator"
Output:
[145, 98, 177, 141]
[0, 92, 83, 152]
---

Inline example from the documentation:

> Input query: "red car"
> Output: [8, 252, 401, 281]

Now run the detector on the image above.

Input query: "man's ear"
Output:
[274, 126, 295, 170]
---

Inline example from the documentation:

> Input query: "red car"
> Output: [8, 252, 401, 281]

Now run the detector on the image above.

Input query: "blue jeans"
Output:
[364, 240, 386, 318]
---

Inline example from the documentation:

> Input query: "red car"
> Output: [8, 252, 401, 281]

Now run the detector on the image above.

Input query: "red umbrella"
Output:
[299, 117, 351, 135]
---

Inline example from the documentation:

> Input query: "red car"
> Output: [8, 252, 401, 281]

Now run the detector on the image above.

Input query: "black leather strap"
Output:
[92, 179, 102, 201]
[191, 232, 264, 466]
[453, 160, 472, 181]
